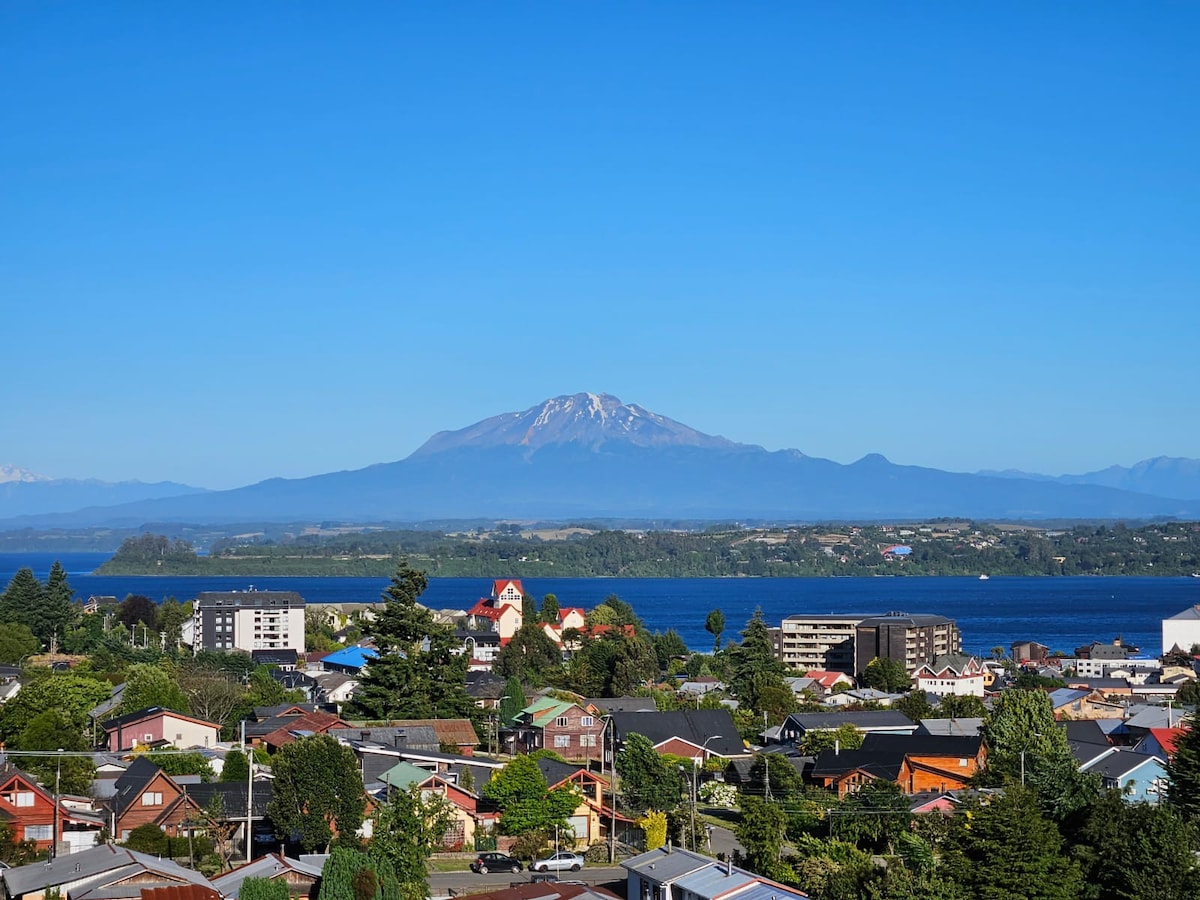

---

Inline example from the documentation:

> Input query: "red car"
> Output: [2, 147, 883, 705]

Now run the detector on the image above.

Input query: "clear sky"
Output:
[2, 4, 1197, 490]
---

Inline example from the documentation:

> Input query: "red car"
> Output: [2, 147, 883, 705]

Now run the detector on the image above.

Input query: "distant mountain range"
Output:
[0, 467, 206, 518]
[3, 392, 1199, 526]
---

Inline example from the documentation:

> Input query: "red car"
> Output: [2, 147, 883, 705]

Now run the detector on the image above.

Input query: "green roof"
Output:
[379, 761, 434, 789]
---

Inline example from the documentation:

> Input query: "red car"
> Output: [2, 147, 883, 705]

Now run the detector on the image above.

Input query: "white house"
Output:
[1163, 605, 1200, 656]
[914, 654, 986, 698]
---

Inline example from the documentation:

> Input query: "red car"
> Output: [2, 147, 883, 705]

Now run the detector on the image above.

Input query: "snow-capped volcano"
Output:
[410, 392, 744, 457]
[0, 465, 51, 484]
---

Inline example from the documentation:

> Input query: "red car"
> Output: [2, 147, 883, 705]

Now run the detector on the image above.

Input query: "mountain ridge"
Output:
[2, 393, 1198, 525]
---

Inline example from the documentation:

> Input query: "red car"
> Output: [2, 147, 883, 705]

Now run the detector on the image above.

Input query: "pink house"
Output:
[101, 707, 222, 751]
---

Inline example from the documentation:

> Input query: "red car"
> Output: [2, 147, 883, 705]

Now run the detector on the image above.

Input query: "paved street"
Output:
[429, 866, 627, 899]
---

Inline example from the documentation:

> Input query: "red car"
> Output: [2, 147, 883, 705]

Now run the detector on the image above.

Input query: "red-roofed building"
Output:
[492, 580, 525, 605]
[1135, 727, 1188, 761]
[262, 711, 351, 751]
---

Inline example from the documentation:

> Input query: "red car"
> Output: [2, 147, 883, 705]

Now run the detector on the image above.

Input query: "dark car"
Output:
[471, 852, 523, 874]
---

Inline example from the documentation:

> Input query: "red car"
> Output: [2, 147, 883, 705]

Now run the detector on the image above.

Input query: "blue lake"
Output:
[4, 553, 1199, 657]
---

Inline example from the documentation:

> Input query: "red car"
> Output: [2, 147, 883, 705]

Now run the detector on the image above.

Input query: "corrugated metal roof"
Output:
[722, 881, 808, 900]
[623, 847, 712, 882]
[673, 866, 757, 897]
[140, 886, 220, 900]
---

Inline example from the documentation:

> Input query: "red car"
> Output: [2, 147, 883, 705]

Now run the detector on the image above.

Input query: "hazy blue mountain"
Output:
[979, 456, 1200, 501]
[0, 468, 208, 518]
[3, 393, 1197, 526]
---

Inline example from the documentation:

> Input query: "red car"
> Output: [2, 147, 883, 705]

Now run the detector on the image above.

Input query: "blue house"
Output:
[1080, 749, 1168, 804]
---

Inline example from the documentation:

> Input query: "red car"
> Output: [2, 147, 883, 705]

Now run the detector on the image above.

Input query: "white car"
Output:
[531, 851, 585, 872]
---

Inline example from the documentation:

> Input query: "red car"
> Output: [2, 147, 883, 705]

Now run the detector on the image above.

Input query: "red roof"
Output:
[468, 599, 503, 619]
[493, 579, 525, 597]
[263, 711, 349, 748]
[1148, 727, 1187, 758]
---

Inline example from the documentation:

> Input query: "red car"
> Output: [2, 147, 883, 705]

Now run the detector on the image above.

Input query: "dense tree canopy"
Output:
[268, 735, 367, 852]
[481, 755, 580, 838]
[615, 733, 685, 814]
[347, 561, 475, 721]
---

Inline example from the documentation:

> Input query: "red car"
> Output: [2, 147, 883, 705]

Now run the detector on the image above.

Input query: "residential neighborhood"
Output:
[1, 561, 1200, 900]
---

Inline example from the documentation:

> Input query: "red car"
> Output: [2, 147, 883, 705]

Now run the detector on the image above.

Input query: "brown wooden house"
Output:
[105, 757, 203, 841]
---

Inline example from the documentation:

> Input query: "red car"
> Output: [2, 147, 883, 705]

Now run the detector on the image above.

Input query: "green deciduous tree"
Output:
[862, 657, 911, 693]
[118, 594, 159, 631]
[13, 709, 95, 794]
[347, 562, 475, 721]
[567, 630, 658, 698]
[221, 749, 250, 783]
[317, 847, 400, 900]
[799, 723, 864, 757]
[0, 623, 40, 665]
[494, 624, 563, 686]
[370, 785, 455, 900]
[122, 662, 190, 714]
[0, 671, 112, 743]
[705, 609, 725, 653]
[144, 751, 215, 781]
[979, 689, 1071, 784]
[615, 732, 685, 814]
[736, 795, 793, 883]
[482, 755, 581, 837]
[268, 734, 367, 852]
[539, 594, 560, 624]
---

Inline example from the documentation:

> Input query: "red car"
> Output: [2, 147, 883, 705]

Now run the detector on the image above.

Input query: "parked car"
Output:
[470, 852, 523, 874]
[531, 851, 585, 873]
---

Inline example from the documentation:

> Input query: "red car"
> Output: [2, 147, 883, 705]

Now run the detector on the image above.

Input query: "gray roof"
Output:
[623, 847, 713, 883]
[211, 854, 323, 898]
[1, 844, 211, 898]
[1047, 688, 1091, 707]
[728, 882, 809, 900]
[857, 613, 955, 628]
[1083, 749, 1166, 780]
[672, 866, 757, 897]
[785, 710, 915, 732]
[610, 710, 746, 757]
[916, 718, 985, 737]
[585, 697, 657, 714]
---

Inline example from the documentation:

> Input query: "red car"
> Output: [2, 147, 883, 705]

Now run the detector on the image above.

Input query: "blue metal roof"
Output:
[321, 645, 378, 670]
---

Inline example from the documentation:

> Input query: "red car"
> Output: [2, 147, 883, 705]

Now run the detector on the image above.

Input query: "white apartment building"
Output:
[773, 615, 868, 673]
[191, 590, 305, 655]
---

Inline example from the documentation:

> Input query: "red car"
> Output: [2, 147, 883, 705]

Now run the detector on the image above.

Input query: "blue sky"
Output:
[2, 4, 1197, 490]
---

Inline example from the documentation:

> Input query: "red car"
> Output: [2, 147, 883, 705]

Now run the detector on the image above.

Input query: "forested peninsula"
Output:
[94, 521, 1200, 577]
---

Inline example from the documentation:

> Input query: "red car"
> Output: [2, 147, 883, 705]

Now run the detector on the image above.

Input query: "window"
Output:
[11, 791, 35, 808]
[554, 735, 571, 748]
[24, 825, 52, 842]
[555, 717, 569, 728]
[580, 734, 597, 747]
[141, 792, 163, 806]
[580, 716, 594, 727]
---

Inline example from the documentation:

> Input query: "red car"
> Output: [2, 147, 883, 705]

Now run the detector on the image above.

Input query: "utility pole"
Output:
[53, 749, 62, 859]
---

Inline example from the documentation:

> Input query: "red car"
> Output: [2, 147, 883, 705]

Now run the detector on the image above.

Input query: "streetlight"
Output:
[692, 735, 723, 851]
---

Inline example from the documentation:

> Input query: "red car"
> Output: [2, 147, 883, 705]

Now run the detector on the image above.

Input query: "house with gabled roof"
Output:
[101, 708, 221, 752]
[533, 758, 639, 849]
[508, 699, 606, 764]
[211, 854, 323, 900]
[1047, 688, 1124, 720]
[0, 765, 59, 852]
[780, 710, 917, 744]
[377, 763, 498, 850]
[914, 655, 986, 698]
[103, 757, 203, 842]
[1080, 749, 1169, 803]
[1133, 726, 1187, 761]
[622, 846, 809, 900]
[261, 711, 350, 752]
[608, 710, 748, 764]
[810, 733, 985, 799]
[0, 843, 214, 900]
